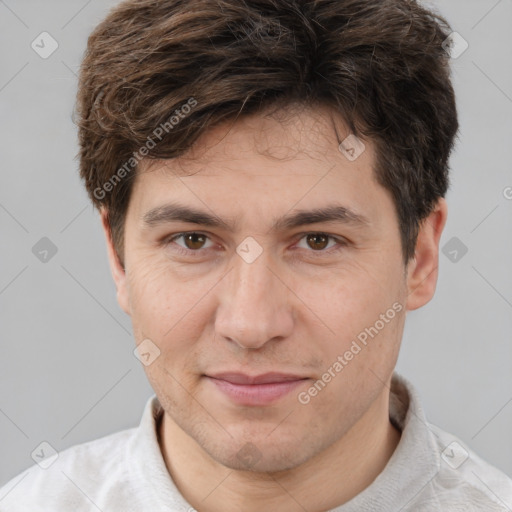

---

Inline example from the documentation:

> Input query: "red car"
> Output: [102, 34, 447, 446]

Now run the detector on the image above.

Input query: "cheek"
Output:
[297, 257, 404, 342]
[126, 255, 220, 363]
[126, 258, 182, 338]
[292, 257, 406, 405]
[126, 259, 212, 400]
[297, 297, 405, 428]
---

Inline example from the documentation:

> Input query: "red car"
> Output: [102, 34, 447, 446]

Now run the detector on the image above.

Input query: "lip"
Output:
[208, 372, 307, 385]
[205, 372, 309, 406]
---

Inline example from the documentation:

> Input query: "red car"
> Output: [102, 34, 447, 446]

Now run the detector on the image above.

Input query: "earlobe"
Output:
[405, 198, 448, 311]
[100, 208, 131, 315]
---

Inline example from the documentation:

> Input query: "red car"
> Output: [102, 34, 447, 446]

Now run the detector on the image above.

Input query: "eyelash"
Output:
[162, 232, 348, 258]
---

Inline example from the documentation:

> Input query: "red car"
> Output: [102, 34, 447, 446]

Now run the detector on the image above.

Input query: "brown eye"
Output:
[165, 232, 216, 256]
[306, 233, 330, 250]
[183, 233, 207, 250]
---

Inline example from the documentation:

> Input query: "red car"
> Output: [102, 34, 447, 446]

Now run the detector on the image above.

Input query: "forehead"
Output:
[127, 104, 390, 229]
[138, 103, 375, 182]
[179, 103, 354, 164]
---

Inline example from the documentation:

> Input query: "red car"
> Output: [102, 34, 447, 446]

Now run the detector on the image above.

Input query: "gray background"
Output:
[0, 0, 511, 489]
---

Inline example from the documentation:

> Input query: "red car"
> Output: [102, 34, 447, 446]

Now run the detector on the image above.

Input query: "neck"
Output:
[158, 387, 401, 512]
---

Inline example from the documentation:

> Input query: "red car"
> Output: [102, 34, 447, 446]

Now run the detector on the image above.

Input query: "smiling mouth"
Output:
[204, 372, 310, 406]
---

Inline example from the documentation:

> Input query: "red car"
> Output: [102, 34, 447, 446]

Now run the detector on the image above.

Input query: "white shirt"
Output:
[1, 372, 512, 511]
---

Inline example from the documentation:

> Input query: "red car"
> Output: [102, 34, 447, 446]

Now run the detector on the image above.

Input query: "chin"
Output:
[201, 433, 321, 474]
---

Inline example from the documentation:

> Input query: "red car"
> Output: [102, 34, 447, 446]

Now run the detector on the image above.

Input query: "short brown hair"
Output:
[76, 0, 459, 267]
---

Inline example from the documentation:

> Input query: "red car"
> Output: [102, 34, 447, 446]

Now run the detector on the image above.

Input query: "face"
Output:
[103, 103, 445, 472]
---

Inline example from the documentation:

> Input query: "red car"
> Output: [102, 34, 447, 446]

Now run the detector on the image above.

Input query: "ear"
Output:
[100, 208, 131, 315]
[405, 197, 448, 311]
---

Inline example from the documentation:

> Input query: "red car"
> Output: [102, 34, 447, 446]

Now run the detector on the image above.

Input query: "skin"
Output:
[101, 103, 447, 512]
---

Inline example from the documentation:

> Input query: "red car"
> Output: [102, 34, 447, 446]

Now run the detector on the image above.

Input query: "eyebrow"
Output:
[141, 202, 370, 232]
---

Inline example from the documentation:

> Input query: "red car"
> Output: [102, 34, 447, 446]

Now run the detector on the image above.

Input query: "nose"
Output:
[214, 251, 295, 350]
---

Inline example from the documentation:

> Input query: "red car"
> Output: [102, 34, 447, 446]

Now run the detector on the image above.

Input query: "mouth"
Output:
[204, 372, 310, 406]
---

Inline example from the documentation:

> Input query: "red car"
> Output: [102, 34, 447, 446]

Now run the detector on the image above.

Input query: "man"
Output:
[1, 0, 511, 510]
